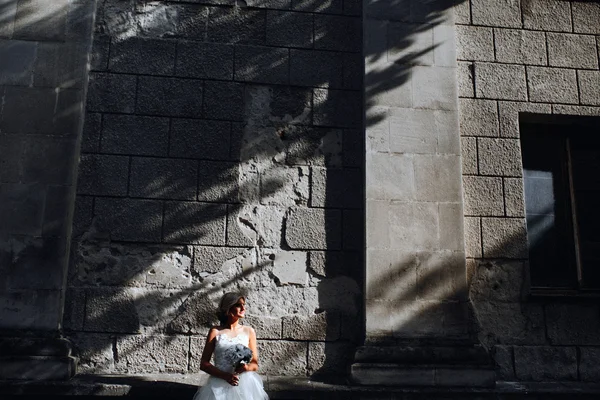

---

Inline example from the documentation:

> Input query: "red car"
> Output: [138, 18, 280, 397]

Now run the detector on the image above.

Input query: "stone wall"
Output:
[65, 0, 363, 377]
[457, 0, 600, 382]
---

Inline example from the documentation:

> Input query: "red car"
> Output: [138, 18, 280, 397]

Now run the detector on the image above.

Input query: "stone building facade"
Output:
[0, 0, 599, 387]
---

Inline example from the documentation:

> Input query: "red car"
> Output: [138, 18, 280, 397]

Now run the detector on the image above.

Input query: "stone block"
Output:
[20, 136, 76, 185]
[314, 15, 360, 52]
[475, 63, 527, 101]
[42, 185, 73, 237]
[481, 217, 527, 258]
[176, 42, 233, 80]
[389, 202, 439, 251]
[72, 195, 93, 238]
[81, 113, 101, 152]
[260, 166, 309, 207]
[456, 26, 494, 62]
[494, 28, 547, 66]
[285, 207, 342, 250]
[269, 86, 313, 121]
[207, 7, 265, 45]
[472, 302, 546, 346]
[234, 45, 289, 84]
[94, 197, 163, 242]
[0, 40, 36, 85]
[86, 73, 136, 113]
[109, 37, 176, 75]
[580, 347, 600, 382]
[547, 33, 598, 69]
[193, 246, 245, 274]
[522, 0, 572, 32]
[170, 119, 230, 161]
[284, 126, 343, 167]
[197, 160, 239, 203]
[308, 341, 355, 376]
[163, 202, 227, 245]
[129, 157, 198, 201]
[416, 251, 467, 301]
[454, 0, 470, 24]
[433, 24, 457, 68]
[343, 53, 362, 90]
[167, 291, 222, 334]
[313, 88, 361, 128]
[573, 2, 600, 34]
[84, 288, 140, 333]
[342, 129, 361, 168]
[498, 101, 551, 138]
[65, 0, 96, 41]
[414, 155, 461, 202]
[545, 304, 600, 345]
[243, 316, 281, 340]
[63, 288, 85, 331]
[55, 87, 84, 135]
[33, 42, 89, 89]
[0, 183, 45, 235]
[76, 154, 129, 196]
[366, 250, 417, 302]
[411, 66, 458, 110]
[137, 76, 203, 117]
[463, 176, 504, 216]
[310, 167, 361, 208]
[282, 312, 340, 341]
[387, 22, 433, 66]
[457, 62, 474, 98]
[90, 35, 110, 71]
[0, 133, 23, 182]
[13, 0, 68, 41]
[292, 0, 342, 13]
[267, 10, 313, 48]
[136, 2, 207, 40]
[116, 335, 189, 373]
[69, 333, 114, 373]
[471, 0, 521, 28]
[464, 217, 482, 258]
[290, 49, 344, 88]
[272, 250, 308, 286]
[552, 105, 600, 116]
[578, 70, 600, 106]
[493, 345, 515, 380]
[389, 300, 470, 338]
[461, 136, 478, 174]
[102, 114, 169, 156]
[514, 346, 577, 381]
[228, 205, 285, 247]
[258, 340, 307, 375]
[504, 177, 525, 217]
[459, 99, 499, 137]
[365, 61, 413, 108]
[0, 0, 17, 38]
[0, 87, 55, 134]
[343, 209, 362, 251]
[478, 138, 522, 177]
[469, 260, 525, 302]
[0, 289, 62, 330]
[203, 81, 244, 121]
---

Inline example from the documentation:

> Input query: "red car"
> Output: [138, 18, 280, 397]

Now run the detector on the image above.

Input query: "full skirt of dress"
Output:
[193, 372, 268, 400]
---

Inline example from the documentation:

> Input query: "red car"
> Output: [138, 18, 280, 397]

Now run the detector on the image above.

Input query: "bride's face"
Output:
[229, 298, 246, 319]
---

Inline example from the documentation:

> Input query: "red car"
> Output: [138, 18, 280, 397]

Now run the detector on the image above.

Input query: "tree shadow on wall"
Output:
[0, 0, 479, 383]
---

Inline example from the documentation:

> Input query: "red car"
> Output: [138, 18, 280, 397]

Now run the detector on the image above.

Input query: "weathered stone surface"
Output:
[313, 88, 361, 128]
[292, 0, 342, 13]
[203, 81, 244, 121]
[545, 304, 600, 345]
[137, 76, 203, 117]
[116, 335, 189, 373]
[314, 14, 360, 52]
[193, 246, 247, 275]
[464, 217, 482, 258]
[13, 0, 68, 41]
[41, 185, 71, 236]
[69, 333, 114, 373]
[0, 289, 62, 330]
[343, 209, 362, 251]
[282, 312, 340, 341]
[414, 155, 461, 202]
[81, 113, 101, 153]
[267, 10, 313, 48]
[284, 126, 343, 167]
[285, 207, 342, 250]
[308, 341, 355, 376]
[102, 115, 169, 156]
[522, 0, 572, 32]
[411, 66, 457, 111]
[86, 73, 136, 113]
[0, 0, 17, 38]
[90, 35, 110, 71]
[471, 0, 521, 28]
[552, 105, 600, 116]
[572, 2, 600, 34]
[163, 202, 227, 245]
[84, 288, 140, 333]
[197, 160, 239, 204]
[130, 158, 197, 201]
[246, 286, 320, 317]
[461, 137, 478, 175]
[175, 42, 233, 80]
[463, 176, 504, 216]
[472, 302, 545, 346]
[389, 202, 438, 251]
[497, 101, 551, 138]
[514, 346, 577, 381]
[547, 33, 598, 69]
[493, 345, 515, 380]
[206, 7, 265, 45]
[260, 166, 309, 207]
[290, 49, 344, 88]
[527, 67, 578, 104]
[0, 40, 36, 85]
[94, 197, 163, 242]
[459, 98, 499, 137]
[416, 251, 466, 301]
[366, 153, 414, 201]
[503, 178, 525, 217]
[272, 250, 308, 286]
[580, 347, 600, 382]
[311, 167, 361, 208]
[387, 22, 434, 66]
[475, 63, 526, 101]
[0, 133, 22, 182]
[63, 289, 85, 331]
[494, 28, 547, 66]
[477, 138, 522, 177]
[21, 136, 77, 184]
[234, 45, 289, 84]
[469, 260, 524, 302]
[188, 336, 204, 373]
[167, 290, 223, 334]
[258, 340, 307, 375]
[481, 217, 527, 259]
[170, 119, 231, 160]
[456, 26, 493, 61]
[578, 70, 600, 106]
[244, 316, 281, 340]
[109, 37, 175, 75]
[0, 183, 45, 235]
[457, 62, 474, 98]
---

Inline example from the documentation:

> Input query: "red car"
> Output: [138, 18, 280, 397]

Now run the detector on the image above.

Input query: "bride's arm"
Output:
[236, 327, 259, 373]
[200, 328, 239, 385]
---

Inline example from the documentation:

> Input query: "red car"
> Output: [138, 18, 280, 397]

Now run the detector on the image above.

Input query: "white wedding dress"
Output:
[193, 333, 269, 400]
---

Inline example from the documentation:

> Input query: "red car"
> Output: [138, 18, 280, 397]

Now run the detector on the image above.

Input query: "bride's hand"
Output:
[226, 373, 239, 386]
[235, 363, 249, 373]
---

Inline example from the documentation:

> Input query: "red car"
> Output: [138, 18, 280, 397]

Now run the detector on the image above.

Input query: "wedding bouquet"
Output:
[231, 344, 253, 368]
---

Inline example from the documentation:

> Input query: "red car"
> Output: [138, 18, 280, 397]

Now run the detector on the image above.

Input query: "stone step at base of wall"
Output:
[0, 356, 77, 381]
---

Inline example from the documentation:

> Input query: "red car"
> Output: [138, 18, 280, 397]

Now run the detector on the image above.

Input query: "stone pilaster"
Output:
[353, 0, 494, 386]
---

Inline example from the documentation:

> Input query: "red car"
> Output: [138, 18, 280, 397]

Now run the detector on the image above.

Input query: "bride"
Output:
[194, 293, 269, 400]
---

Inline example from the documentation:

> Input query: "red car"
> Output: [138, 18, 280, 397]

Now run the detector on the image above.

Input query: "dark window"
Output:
[520, 117, 600, 294]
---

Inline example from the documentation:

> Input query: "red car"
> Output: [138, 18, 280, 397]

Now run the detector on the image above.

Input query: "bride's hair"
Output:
[216, 292, 245, 324]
